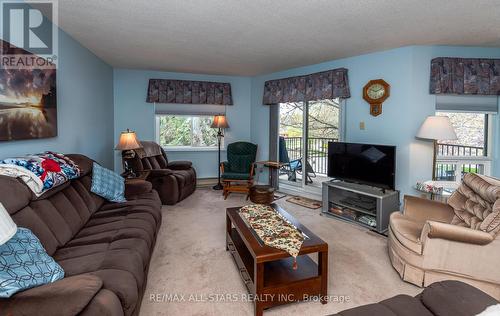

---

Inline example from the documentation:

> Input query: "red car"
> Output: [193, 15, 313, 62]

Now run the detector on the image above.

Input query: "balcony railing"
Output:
[437, 143, 485, 157]
[435, 161, 488, 181]
[282, 136, 337, 175]
[282, 139, 489, 180]
[436, 143, 488, 181]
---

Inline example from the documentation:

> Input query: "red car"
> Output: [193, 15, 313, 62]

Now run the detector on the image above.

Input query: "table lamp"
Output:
[416, 116, 457, 180]
[115, 129, 142, 177]
[0, 202, 17, 245]
[211, 115, 229, 190]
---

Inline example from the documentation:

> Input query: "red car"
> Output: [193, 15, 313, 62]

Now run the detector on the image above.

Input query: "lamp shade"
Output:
[211, 115, 229, 129]
[115, 129, 142, 150]
[0, 202, 17, 245]
[416, 116, 457, 141]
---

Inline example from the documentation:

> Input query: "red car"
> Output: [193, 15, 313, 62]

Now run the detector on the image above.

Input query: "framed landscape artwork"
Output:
[0, 41, 57, 141]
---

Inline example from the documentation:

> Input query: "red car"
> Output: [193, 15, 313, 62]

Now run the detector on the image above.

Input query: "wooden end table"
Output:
[122, 170, 150, 183]
[226, 204, 328, 316]
[254, 161, 285, 190]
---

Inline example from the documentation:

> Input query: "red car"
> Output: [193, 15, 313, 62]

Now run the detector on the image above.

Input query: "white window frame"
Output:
[435, 112, 493, 179]
[155, 113, 222, 152]
[277, 98, 345, 193]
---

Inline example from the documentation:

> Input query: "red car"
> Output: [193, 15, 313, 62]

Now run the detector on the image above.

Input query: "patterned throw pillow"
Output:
[90, 162, 126, 202]
[0, 228, 65, 298]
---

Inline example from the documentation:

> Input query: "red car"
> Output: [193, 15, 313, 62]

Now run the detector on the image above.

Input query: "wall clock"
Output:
[363, 79, 390, 117]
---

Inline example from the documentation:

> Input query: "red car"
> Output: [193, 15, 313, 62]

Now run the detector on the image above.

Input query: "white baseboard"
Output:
[277, 183, 322, 201]
[197, 178, 218, 187]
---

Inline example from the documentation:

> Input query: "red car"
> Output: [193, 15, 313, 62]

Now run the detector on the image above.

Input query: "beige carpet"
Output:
[139, 188, 420, 316]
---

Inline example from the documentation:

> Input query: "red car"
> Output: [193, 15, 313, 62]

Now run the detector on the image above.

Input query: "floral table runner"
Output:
[239, 204, 305, 269]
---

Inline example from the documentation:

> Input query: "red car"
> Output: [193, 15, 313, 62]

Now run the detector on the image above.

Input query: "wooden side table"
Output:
[254, 161, 285, 189]
[122, 170, 150, 182]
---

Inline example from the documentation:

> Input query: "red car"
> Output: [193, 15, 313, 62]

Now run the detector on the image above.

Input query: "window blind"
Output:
[154, 103, 226, 116]
[435, 95, 499, 113]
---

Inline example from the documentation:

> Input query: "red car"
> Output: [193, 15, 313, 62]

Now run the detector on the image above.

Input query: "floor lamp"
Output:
[211, 115, 229, 190]
[416, 116, 457, 180]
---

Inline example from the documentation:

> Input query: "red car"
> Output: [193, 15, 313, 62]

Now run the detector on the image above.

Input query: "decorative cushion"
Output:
[448, 173, 500, 236]
[226, 142, 258, 174]
[0, 228, 65, 298]
[90, 163, 126, 203]
[227, 153, 253, 173]
[221, 171, 252, 180]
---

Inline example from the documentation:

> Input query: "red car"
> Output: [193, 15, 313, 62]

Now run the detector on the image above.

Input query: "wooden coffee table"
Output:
[226, 204, 328, 316]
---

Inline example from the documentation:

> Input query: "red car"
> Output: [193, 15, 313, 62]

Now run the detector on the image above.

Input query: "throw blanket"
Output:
[239, 204, 305, 269]
[448, 173, 500, 236]
[0, 152, 80, 196]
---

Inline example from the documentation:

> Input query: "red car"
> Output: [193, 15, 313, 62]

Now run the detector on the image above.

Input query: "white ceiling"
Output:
[56, 0, 500, 76]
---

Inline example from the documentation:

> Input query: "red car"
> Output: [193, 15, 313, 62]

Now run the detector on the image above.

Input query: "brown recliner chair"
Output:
[125, 141, 196, 205]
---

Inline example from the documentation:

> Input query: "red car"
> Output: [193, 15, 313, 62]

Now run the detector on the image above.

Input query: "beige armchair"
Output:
[388, 174, 500, 300]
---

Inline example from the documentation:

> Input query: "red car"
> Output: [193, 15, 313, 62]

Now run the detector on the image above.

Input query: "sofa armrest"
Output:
[421, 220, 494, 245]
[420, 280, 498, 316]
[167, 161, 192, 170]
[0, 274, 103, 316]
[148, 169, 174, 178]
[403, 195, 455, 223]
[125, 179, 152, 198]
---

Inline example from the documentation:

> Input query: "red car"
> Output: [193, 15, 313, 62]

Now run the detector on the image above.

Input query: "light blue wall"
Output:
[113, 69, 252, 177]
[250, 46, 500, 196]
[2, 15, 496, 186]
[409, 46, 500, 180]
[0, 29, 115, 168]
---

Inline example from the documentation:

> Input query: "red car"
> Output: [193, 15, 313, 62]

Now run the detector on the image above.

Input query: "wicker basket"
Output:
[249, 185, 275, 204]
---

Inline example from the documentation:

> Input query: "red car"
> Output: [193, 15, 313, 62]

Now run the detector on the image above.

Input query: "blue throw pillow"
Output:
[90, 162, 126, 202]
[0, 227, 65, 298]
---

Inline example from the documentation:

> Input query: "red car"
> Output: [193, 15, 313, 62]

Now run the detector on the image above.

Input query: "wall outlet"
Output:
[359, 121, 365, 130]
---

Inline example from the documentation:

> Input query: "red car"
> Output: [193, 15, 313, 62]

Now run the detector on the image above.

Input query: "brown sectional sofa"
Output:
[332, 280, 498, 316]
[0, 154, 162, 316]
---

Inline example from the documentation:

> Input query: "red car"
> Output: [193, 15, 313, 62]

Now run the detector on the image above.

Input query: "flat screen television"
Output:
[327, 142, 396, 190]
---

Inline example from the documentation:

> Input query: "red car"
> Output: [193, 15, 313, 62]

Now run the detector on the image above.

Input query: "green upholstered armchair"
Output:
[220, 141, 258, 199]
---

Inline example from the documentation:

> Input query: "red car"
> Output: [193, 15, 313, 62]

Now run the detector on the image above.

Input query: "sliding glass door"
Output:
[278, 98, 343, 192]
[279, 102, 304, 187]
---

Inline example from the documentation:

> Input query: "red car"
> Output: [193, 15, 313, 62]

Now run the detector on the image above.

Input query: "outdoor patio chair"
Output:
[278, 136, 316, 184]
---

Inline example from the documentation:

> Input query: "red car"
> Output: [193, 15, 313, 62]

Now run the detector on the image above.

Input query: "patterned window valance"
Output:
[262, 68, 350, 105]
[430, 57, 500, 95]
[146, 79, 233, 105]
